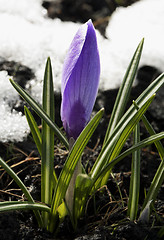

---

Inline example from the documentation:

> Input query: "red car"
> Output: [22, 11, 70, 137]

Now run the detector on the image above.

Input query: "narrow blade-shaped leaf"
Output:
[41, 57, 55, 226]
[141, 159, 164, 213]
[127, 123, 140, 220]
[90, 72, 164, 183]
[104, 39, 144, 143]
[91, 94, 155, 187]
[110, 73, 164, 145]
[133, 100, 164, 160]
[133, 102, 164, 218]
[93, 131, 164, 189]
[0, 157, 43, 227]
[9, 79, 68, 149]
[101, 73, 164, 167]
[0, 201, 50, 213]
[24, 106, 42, 155]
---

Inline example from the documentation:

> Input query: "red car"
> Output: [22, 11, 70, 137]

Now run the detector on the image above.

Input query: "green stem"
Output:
[65, 137, 82, 213]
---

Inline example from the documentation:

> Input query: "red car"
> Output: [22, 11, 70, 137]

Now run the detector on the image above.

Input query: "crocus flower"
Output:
[61, 19, 100, 140]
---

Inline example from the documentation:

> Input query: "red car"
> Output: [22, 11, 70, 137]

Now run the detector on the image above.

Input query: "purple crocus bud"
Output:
[61, 19, 100, 140]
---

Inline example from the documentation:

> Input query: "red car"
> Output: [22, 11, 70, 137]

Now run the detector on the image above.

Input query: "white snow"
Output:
[0, 71, 29, 142]
[0, 0, 163, 141]
[102, 0, 164, 89]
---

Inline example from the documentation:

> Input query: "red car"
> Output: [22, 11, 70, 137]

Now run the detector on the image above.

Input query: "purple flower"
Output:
[61, 20, 100, 140]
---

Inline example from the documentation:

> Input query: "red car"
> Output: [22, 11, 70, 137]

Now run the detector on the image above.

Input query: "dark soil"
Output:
[0, 0, 163, 240]
[42, 0, 140, 36]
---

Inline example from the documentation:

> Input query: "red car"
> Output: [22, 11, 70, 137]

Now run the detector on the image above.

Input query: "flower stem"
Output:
[65, 137, 82, 213]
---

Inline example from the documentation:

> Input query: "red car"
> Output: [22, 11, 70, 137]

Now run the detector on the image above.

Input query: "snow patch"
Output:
[0, 71, 29, 142]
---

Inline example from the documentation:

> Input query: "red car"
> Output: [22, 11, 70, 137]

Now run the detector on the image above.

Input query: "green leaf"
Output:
[104, 38, 144, 143]
[48, 108, 104, 232]
[133, 100, 164, 160]
[91, 72, 164, 184]
[91, 94, 155, 187]
[9, 78, 69, 149]
[93, 131, 164, 189]
[100, 72, 164, 170]
[0, 157, 43, 227]
[91, 70, 164, 187]
[111, 73, 164, 145]
[141, 159, 164, 214]
[57, 201, 68, 223]
[41, 57, 55, 226]
[73, 173, 93, 228]
[52, 170, 58, 188]
[133, 101, 164, 219]
[127, 123, 140, 221]
[0, 201, 50, 213]
[24, 106, 42, 155]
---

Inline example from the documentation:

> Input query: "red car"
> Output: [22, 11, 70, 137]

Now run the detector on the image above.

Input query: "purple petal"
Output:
[61, 20, 100, 139]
